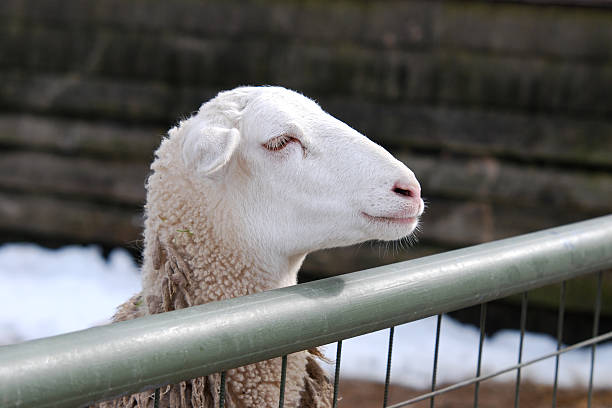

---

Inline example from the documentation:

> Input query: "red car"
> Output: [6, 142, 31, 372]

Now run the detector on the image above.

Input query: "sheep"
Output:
[95, 86, 424, 408]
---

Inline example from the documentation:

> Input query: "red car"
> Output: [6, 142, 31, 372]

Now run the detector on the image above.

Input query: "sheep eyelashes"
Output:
[95, 86, 423, 408]
[263, 134, 305, 155]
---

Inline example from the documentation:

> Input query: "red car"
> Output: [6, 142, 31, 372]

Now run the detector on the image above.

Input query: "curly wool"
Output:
[94, 131, 331, 408]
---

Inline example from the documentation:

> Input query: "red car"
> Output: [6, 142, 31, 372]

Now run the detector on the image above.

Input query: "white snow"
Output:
[0, 243, 141, 344]
[0, 243, 610, 389]
[322, 316, 612, 389]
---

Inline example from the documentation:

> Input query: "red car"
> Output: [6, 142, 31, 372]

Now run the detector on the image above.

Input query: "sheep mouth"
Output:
[361, 212, 418, 225]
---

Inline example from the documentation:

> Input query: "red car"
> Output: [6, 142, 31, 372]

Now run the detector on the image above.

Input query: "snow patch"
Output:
[0, 243, 141, 344]
[323, 316, 612, 388]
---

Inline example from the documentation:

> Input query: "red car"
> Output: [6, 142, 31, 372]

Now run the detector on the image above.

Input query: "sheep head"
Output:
[171, 86, 424, 260]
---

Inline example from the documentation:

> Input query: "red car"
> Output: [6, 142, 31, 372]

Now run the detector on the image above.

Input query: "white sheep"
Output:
[96, 86, 424, 408]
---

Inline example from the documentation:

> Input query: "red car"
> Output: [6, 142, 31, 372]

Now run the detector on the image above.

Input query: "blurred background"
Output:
[1, 0, 612, 375]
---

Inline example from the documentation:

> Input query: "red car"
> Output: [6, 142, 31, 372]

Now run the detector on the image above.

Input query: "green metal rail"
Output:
[1, 215, 612, 407]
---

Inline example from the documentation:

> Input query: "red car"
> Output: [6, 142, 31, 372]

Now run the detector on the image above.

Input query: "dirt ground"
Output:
[337, 379, 612, 408]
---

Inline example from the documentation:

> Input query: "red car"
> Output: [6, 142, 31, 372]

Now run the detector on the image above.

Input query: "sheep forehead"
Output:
[251, 86, 321, 110]
[244, 87, 354, 141]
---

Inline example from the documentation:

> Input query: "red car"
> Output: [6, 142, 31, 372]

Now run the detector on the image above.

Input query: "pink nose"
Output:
[392, 180, 421, 201]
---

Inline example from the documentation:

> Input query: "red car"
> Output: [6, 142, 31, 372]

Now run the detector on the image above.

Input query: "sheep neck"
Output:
[141, 163, 305, 309]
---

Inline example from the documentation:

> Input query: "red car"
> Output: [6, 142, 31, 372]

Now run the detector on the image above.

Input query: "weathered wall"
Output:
[1, 0, 611, 297]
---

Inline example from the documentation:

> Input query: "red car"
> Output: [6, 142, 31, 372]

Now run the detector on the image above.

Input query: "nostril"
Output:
[393, 186, 413, 197]
[392, 180, 421, 200]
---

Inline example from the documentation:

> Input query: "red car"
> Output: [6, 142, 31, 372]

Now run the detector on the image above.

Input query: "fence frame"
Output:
[1, 215, 612, 408]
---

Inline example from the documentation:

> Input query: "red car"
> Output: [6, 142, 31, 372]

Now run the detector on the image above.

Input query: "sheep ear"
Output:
[182, 126, 240, 176]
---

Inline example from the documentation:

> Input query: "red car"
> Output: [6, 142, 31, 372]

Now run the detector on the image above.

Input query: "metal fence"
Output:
[1, 215, 611, 408]
[381, 275, 609, 408]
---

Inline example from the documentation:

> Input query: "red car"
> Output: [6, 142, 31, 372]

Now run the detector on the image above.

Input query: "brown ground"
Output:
[337, 379, 612, 408]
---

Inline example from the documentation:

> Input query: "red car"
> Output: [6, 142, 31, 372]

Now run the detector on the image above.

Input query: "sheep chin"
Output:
[367, 219, 421, 243]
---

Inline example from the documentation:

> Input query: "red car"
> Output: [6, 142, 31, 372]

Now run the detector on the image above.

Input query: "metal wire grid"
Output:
[388, 270, 608, 408]
[192, 270, 609, 408]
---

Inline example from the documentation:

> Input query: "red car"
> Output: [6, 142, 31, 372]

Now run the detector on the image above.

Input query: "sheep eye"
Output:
[263, 135, 295, 152]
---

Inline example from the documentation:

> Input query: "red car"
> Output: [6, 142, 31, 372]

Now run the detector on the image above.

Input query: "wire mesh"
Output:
[473, 303, 487, 408]
[153, 387, 160, 408]
[587, 271, 603, 408]
[514, 292, 528, 408]
[383, 326, 395, 408]
[430, 314, 442, 408]
[333, 341, 343, 408]
[388, 330, 612, 408]
[385, 271, 610, 408]
[219, 371, 226, 408]
[552, 281, 566, 407]
[279, 355, 288, 408]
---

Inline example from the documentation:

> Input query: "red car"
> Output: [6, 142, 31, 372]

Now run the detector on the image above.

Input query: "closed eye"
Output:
[263, 134, 299, 152]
